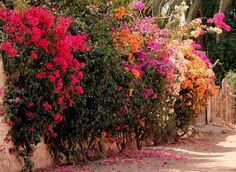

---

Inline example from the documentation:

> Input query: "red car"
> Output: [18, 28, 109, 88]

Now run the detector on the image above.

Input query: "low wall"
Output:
[0, 58, 53, 172]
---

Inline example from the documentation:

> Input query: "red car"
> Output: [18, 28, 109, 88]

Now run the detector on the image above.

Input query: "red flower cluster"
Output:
[1, 41, 18, 57]
[53, 114, 64, 123]
[43, 103, 53, 111]
[0, 7, 88, 138]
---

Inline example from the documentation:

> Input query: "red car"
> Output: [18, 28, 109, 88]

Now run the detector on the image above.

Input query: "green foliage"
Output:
[38, 0, 133, 163]
[225, 70, 236, 91]
[203, 1, 236, 85]
[202, 0, 219, 18]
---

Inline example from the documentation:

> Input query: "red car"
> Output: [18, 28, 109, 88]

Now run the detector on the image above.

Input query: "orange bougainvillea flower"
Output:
[129, 88, 133, 97]
[126, 52, 134, 64]
[131, 69, 140, 78]
[125, 31, 143, 53]
[120, 28, 129, 37]
[123, 67, 130, 72]
[115, 6, 126, 20]
[112, 28, 143, 59]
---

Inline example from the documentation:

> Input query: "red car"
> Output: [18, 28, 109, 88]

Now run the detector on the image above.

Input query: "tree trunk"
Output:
[187, 0, 202, 21]
[219, 0, 234, 12]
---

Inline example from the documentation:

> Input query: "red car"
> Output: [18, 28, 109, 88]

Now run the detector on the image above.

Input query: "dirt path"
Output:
[55, 125, 236, 172]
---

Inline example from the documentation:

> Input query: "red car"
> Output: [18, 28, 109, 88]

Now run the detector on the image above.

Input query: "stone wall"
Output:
[0, 57, 53, 172]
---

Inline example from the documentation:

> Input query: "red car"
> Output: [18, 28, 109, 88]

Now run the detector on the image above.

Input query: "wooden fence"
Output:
[206, 79, 235, 125]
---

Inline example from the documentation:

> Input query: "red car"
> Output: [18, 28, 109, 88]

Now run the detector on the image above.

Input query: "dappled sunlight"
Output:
[159, 147, 223, 156]
[217, 134, 236, 148]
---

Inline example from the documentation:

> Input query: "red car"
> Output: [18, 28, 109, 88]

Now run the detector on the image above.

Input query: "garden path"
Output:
[56, 125, 236, 172]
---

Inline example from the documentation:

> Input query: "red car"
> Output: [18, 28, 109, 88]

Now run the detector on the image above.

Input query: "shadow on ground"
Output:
[54, 125, 236, 172]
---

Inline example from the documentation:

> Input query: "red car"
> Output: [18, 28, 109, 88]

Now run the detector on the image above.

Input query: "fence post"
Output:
[207, 79, 235, 125]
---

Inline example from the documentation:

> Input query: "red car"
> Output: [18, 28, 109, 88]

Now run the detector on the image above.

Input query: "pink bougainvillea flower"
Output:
[47, 124, 53, 131]
[133, 1, 145, 11]
[37, 38, 49, 50]
[6, 119, 13, 126]
[208, 12, 231, 32]
[15, 36, 23, 43]
[193, 51, 211, 68]
[30, 52, 38, 60]
[29, 127, 35, 132]
[115, 86, 123, 91]
[200, 30, 205, 35]
[43, 103, 53, 111]
[69, 99, 74, 107]
[151, 94, 158, 99]
[57, 96, 64, 105]
[54, 87, 61, 93]
[53, 113, 63, 123]
[0, 88, 3, 97]
[1, 41, 12, 51]
[78, 71, 83, 79]
[70, 74, 79, 84]
[48, 75, 56, 82]
[117, 106, 128, 115]
[47, 124, 52, 131]
[57, 78, 63, 87]
[65, 94, 70, 99]
[143, 88, 154, 98]
[31, 27, 41, 43]
[54, 70, 60, 78]
[77, 86, 84, 95]
[26, 111, 35, 119]
[51, 132, 57, 138]
[15, 97, 21, 103]
[207, 18, 214, 24]
[115, 126, 121, 131]
[36, 71, 46, 79]
[191, 42, 201, 49]
[45, 63, 53, 69]
[8, 48, 17, 57]
[27, 102, 34, 108]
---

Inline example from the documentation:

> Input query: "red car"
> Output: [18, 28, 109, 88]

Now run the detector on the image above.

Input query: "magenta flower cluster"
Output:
[133, 1, 145, 11]
[208, 12, 231, 32]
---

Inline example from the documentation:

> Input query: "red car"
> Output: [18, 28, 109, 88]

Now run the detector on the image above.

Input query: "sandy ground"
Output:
[55, 124, 236, 172]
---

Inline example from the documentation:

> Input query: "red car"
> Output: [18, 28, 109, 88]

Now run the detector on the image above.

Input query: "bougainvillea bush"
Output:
[23, 0, 133, 165]
[110, 1, 182, 149]
[31, 0, 176, 153]
[173, 15, 230, 135]
[0, 0, 230, 171]
[0, 6, 88, 170]
[174, 40, 218, 134]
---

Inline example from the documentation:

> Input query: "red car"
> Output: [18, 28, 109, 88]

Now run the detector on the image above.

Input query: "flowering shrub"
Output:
[0, 0, 231, 170]
[174, 40, 218, 133]
[171, 11, 230, 134]
[27, 0, 134, 165]
[166, 6, 229, 136]
[0, 6, 88, 170]
[111, 2, 178, 150]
